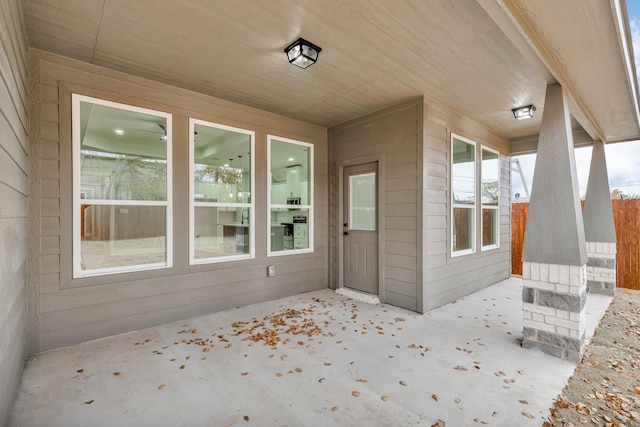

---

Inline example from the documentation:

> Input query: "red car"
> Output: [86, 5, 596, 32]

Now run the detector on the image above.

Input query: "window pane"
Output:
[350, 172, 376, 231]
[80, 204, 166, 270]
[453, 207, 474, 252]
[193, 123, 252, 204]
[79, 101, 168, 201]
[270, 139, 311, 205]
[482, 208, 498, 247]
[194, 206, 251, 259]
[452, 137, 475, 205]
[270, 208, 309, 251]
[481, 148, 499, 206]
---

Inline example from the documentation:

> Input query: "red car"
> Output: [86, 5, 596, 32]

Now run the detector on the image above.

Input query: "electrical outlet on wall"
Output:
[267, 265, 276, 277]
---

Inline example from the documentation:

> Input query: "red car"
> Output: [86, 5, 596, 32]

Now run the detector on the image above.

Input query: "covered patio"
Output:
[9, 278, 611, 426]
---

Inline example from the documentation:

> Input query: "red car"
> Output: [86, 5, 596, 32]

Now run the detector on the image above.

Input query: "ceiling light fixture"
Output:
[284, 38, 322, 69]
[512, 105, 536, 120]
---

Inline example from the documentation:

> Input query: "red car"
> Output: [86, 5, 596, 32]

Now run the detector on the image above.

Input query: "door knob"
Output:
[343, 231, 349, 236]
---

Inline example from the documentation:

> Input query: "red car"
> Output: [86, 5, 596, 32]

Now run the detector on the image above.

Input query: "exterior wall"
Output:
[422, 100, 511, 311]
[0, 0, 29, 424]
[28, 49, 328, 353]
[328, 99, 424, 311]
[328, 97, 511, 314]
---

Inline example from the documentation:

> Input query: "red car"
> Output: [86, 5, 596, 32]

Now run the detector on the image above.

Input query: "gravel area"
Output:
[544, 288, 640, 426]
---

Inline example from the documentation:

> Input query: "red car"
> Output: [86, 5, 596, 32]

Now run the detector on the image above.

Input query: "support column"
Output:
[522, 83, 587, 362]
[583, 140, 617, 296]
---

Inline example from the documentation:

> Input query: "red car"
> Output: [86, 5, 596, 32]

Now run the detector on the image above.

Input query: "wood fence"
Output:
[511, 199, 640, 290]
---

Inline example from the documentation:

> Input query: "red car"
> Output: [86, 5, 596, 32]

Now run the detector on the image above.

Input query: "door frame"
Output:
[337, 154, 385, 301]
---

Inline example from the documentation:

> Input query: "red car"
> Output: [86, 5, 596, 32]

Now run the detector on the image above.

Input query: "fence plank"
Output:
[511, 199, 639, 290]
[511, 202, 528, 276]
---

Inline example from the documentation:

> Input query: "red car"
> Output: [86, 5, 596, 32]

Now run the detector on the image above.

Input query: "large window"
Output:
[267, 136, 313, 256]
[451, 134, 476, 256]
[72, 95, 172, 277]
[189, 119, 255, 263]
[481, 146, 500, 250]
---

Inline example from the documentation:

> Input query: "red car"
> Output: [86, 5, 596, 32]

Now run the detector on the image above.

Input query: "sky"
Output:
[511, 1, 640, 199]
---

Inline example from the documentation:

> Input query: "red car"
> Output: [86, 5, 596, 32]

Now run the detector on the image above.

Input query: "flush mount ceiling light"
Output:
[284, 38, 322, 69]
[512, 105, 536, 120]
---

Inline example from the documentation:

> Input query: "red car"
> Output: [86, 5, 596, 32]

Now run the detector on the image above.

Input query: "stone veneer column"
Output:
[521, 83, 587, 363]
[583, 141, 617, 296]
[522, 262, 587, 361]
[586, 242, 616, 295]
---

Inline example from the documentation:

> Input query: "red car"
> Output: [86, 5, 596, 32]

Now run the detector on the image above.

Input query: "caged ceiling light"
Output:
[512, 105, 536, 120]
[284, 38, 322, 69]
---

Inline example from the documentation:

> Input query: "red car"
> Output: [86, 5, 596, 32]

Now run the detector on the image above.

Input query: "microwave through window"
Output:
[286, 197, 301, 205]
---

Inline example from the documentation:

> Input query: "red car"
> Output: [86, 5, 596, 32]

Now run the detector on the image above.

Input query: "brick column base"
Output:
[522, 262, 587, 362]
[586, 242, 616, 296]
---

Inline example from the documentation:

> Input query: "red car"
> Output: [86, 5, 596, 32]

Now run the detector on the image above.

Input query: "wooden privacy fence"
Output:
[511, 199, 640, 290]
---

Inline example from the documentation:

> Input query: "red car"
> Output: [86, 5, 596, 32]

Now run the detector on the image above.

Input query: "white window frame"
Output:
[481, 145, 501, 251]
[267, 135, 314, 257]
[451, 133, 477, 257]
[189, 118, 255, 264]
[72, 94, 173, 278]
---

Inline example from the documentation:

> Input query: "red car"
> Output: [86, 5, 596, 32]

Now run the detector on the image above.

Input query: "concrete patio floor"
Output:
[9, 278, 612, 426]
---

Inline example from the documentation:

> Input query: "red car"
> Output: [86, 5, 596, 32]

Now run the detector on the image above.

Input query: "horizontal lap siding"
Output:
[422, 102, 510, 311]
[329, 99, 423, 311]
[30, 50, 329, 352]
[0, 0, 28, 424]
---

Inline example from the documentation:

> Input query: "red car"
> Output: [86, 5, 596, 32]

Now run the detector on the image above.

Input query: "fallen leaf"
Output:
[357, 378, 368, 383]
[241, 372, 249, 376]
[381, 395, 389, 401]
[275, 372, 283, 377]
[432, 394, 439, 401]
[113, 372, 121, 376]
[454, 398, 462, 404]
[280, 354, 288, 361]
[352, 390, 360, 397]
[157, 384, 165, 390]
[518, 400, 528, 405]
[76, 369, 84, 373]
[430, 420, 445, 427]
[331, 406, 339, 412]
[492, 411, 499, 417]
[244, 415, 249, 422]
[84, 400, 94, 404]
[179, 365, 186, 370]
[454, 365, 468, 371]
[522, 412, 534, 419]
[399, 380, 407, 386]
[295, 367, 303, 373]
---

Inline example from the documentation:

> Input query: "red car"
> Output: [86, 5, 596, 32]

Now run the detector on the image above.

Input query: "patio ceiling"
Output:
[22, 0, 640, 150]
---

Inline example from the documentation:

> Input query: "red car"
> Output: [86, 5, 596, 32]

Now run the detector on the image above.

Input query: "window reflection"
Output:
[190, 120, 254, 263]
[73, 95, 172, 277]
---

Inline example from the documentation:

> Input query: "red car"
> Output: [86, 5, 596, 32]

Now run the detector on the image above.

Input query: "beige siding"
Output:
[329, 97, 511, 314]
[422, 101, 511, 311]
[28, 50, 329, 352]
[329, 99, 424, 311]
[0, 0, 28, 424]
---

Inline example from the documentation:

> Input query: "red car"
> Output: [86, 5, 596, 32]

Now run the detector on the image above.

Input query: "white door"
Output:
[343, 162, 378, 294]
